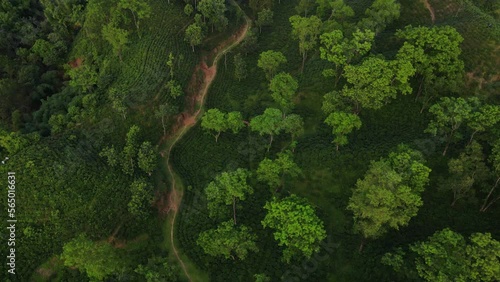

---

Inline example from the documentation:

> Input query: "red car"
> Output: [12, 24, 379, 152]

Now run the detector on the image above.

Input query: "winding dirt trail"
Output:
[161, 4, 251, 282]
[421, 0, 436, 23]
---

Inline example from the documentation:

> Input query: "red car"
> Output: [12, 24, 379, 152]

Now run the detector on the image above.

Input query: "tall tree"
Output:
[135, 256, 179, 282]
[122, 125, 141, 175]
[257, 150, 301, 190]
[61, 234, 124, 281]
[296, 0, 315, 16]
[250, 108, 284, 149]
[155, 103, 178, 136]
[425, 97, 476, 156]
[255, 8, 273, 33]
[197, 220, 258, 260]
[269, 72, 299, 114]
[257, 50, 287, 80]
[205, 168, 253, 224]
[118, 0, 151, 36]
[316, 0, 354, 21]
[467, 104, 500, 144]
[282, 114, 304, 141]
[198, 0, 228, 32]
[441, 141, 490, 206]
[138, 141, 157, 175]
[324, 111, 362, 150]
[128, 178, 154, 219]
[396, 25, 465, 111]
[249, 0, 273, 15]
[201, 109, 244, 142]
[289, 15, 322, 72]
[358, 0, 400, 35]
[262, 195, 327, 262]
[185, 23, 203, 52]
[481, 141, 500, 212]
[347, 145, 431, 251]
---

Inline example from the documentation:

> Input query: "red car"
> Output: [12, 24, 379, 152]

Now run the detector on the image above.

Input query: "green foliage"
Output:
[205, 168, 253, 220]
[324, 111, 362, 150]
[61, 234, 124, 281]
[201, 109, 244, 142]
[425, 97, 477, 155]
[282, 114, 304, 141]
[269, 72, 298, 113]
[184, 4, 194, 16]
[296, 0, 315, 16]
[128, 178, 154, 219]
[118, 0, 152, 34]
[102, 23, 129, 60]
[155, 103, 178, 135]
[99, 145, 120, 167]
[249, 108, 284, 148]
[410, 228, 500, 282]
[198, 0, 228, 32]
[289, 15, 322, 70]
[122, 125, 141, 175]
[233, 53, 247, 81]
[135, 256, 179, 282]
[256, 8, 274, 33]
[262, 195, 327, 262]
[197, 220, 258, 260]
[257, 150, 301, 189]
[467, 104, 500, 142]
[185, 23, 203, 52]
[347, 145, 431, 240]
[316, 0, 354, 21]
[66, 63, 98, 94]
[359, 0, 400, 35]
[138, 141, 157, 175]
[257, 50, 287, 80]
[249, 0, 273, 14]
[254, 273, 271, 282]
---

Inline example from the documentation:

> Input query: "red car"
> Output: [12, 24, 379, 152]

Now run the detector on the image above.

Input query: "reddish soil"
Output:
[68, 57, 83, 68]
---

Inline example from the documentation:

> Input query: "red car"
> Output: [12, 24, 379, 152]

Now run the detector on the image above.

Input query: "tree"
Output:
[61, 234, 124, 281]
[67, 63, 98, 94]
[282, 114, 304, 141]
[135, 256, 179, 282]
[340, 56, 415, 113]
[481, 141, 500, 212]
[198, 0, 228, 32]
[249, 0, 273, 15]
[185, 23, 203, 52]
[122, 125, 141, 175]
[138, 141, 157, 175]
[197, 220, 258, 260]
[184, 4, 194, 16]
[296, 0, 315, 16]
[324, 111, 362, 150]
[118, 0, 151, 36]
[128, 178, 154, 219]
[441, 141, 490, 206]
[347, 145, 431, 251]
[269, 72, 298, 114]
[409, 229, 500, 282]
[233, 53, 247, 81]
[205, 168, 253, 224]
[109, 88, 128, 119]
[201, 109, 244, 142]
[358, 0, 400, 35]
[255, 8, 273, 33]
[257, 50, 287, 80]
[262, 195, 327, 262]
[467, 104, 500, 144]
[425, 97, 476, 156]
[254, 273, 271, 282]
[155, 103, 178, 136]
[165, 80, 183, 98]
[316, 0, 354, 21]
[102, 23, 129, 61]
[396, 26, 464, 111]
[99, 146, 120, 167]
[289, 15, 322, 72]
[250, 108, 284, 149]
[257, 150, 301, 190]
[319, 28, 374, 83]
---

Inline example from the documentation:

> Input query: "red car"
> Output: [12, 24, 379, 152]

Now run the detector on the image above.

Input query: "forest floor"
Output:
[160, 3, 251, 281]
[421, 0, 436, 23]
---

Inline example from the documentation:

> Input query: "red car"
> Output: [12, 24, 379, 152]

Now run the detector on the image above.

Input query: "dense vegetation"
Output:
[0, 0, 498, 281]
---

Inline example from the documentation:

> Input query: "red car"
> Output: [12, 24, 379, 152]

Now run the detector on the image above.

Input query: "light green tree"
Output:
[269, 72, 298, 114]
[102, 23, 129, 61]
[324, 111, 362, 151]
[467, 104, 500, 144]
[61, 234, 124, 281]
[289, 15, 322, 72]
[257, 50, 287, 80]
[257, 150, 301, 190]
[118, 0, 151, 36]
[262, 195, 327, 262]
[197, 220, 258, 260]
[282, 114, 304, 141]
[205, 168, 253, 223]
[138, 141, 157, 175]
[185, 23, 203, 52]
[128, 178, 154, 219]
[201, 109, 244, 142]
[316, 0, 354, 21]
[250, 108, 284, 149]
[425, 97, 476, 156]
[347, 145, 431, 251]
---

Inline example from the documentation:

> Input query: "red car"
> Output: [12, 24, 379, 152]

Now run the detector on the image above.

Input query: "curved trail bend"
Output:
[162, 5, 251, 282]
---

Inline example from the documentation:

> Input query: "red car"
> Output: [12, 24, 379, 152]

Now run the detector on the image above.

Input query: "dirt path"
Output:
[421, 0, 436, 23]
[162, 3, 251, 281]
